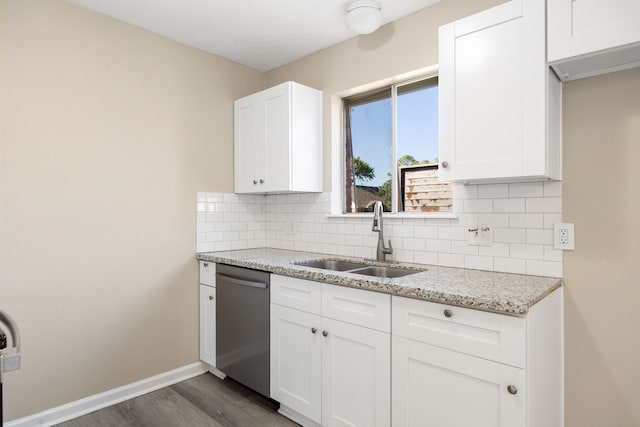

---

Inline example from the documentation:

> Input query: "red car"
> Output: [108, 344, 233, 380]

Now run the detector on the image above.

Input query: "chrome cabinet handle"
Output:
[507, 385, 518, 395]
[253, 180, 258, 185]
[259, 179, 264, 184]
[441, 161, 449, 168]
[444, 309, 453, 318]
[311, 327, 317, 334]
[322, 330, 328, 337]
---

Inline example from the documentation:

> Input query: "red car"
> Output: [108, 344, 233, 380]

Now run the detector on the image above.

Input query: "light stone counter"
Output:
[197, 248, 562, 317]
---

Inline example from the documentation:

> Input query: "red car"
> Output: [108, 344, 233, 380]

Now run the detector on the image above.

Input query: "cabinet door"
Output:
[262, 83, 291, 192]
[548, 0, 640, 62]
[322, 318, 390, 427]
[290, 82, 323, 192]
[234, 91, 266, 193]
[199, 285, 216, 367]
[392, 336, 525, 427]
[439, 0, 551, 182]
[270, 304, 322, 424]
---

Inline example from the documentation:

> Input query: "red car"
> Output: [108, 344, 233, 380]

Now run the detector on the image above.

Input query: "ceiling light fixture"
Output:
[345, 0, 383, 35]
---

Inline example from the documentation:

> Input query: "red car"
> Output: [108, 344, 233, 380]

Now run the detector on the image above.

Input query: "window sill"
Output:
[326, 212, 458, 220]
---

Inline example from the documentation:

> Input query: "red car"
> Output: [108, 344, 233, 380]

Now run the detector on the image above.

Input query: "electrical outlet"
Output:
[554, 223, 575, 250]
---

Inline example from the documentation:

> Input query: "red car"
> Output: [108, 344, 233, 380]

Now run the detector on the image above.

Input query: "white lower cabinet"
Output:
[269, 275, 562, 427]
[199, 261, 225, 378]
[199, 261, 216, 368]
[270, 275, 391, 427]
[392, 290, 563, 427]
[199, 284, 216, 366]
[392, 335, 525, 427]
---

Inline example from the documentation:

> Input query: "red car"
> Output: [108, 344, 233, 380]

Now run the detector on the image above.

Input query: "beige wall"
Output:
[0, 0, 263, 420]
[266, 0, 508, 190]
[563, 68, 640, 427]
[266, 1, 640, 426]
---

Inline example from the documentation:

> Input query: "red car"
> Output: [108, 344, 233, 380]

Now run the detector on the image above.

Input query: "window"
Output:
[343, 76, 452, 213]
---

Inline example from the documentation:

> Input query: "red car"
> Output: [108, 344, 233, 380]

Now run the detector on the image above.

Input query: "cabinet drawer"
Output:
[392, 296, 525, 368]
[322, 284, 390, 332]
[271, 275, 322, 315]
[199, 260, 215, 287]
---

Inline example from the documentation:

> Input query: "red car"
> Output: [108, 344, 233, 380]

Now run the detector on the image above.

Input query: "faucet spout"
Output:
[371, 201, 393, 261]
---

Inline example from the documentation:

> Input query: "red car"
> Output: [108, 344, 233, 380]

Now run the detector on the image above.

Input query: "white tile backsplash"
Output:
[510, 243, 544, 260]
[526, 229, 554, 245]
[196, 181, 564, 277]
[543, 181, 563, 197]
[195, 192, 266, 253]
[465, 255, 494, 271]
[526, 259, 563, 277]
[450, 240, 478, 255]
[509, 182, 544, 198]
[493, 198, 525, 213]
[437, 253, 464, 268]
[526, 197, 562, 213]
[478, 213, 510, 227]
[462, 199, 493, 213]
[494, 257, 526, 274]
[478, 184, 509, 199]
[509, 213, 544, 229]
[494, 228, 527, 243]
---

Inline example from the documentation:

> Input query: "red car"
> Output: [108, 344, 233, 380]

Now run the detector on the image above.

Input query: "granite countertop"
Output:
[197, 248, 562, 317]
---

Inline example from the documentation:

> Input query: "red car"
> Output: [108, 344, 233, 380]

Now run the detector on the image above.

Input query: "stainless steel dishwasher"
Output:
[216, 263, 270, 397]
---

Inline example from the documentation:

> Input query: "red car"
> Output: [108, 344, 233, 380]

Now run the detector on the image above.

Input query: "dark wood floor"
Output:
[55, 373, 300, 427]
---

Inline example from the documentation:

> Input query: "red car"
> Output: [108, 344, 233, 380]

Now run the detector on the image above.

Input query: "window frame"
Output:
[337, 69, 454, 216]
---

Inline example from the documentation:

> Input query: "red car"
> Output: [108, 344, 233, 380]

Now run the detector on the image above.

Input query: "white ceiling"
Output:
[65, 0, 441, 72]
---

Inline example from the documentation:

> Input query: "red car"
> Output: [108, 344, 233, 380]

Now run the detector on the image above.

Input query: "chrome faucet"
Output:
[371, 200, 393, 261]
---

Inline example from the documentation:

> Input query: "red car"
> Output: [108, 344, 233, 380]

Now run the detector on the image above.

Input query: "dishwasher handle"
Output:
[217, 273, 268, 289]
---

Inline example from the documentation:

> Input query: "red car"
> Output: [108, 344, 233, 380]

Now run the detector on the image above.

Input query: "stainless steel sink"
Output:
[295, 259, 425, 278]
[350, 266, 421, 278]
[295, 259, 369, 271]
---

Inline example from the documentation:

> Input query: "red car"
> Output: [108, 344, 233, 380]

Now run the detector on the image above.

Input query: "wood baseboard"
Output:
[6, 362, 208, 427]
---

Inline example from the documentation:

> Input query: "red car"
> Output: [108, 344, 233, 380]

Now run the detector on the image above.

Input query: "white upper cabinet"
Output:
[438, 0, 562, 184]
[548, 0, 640, 81]
[234, 81, 322, 194]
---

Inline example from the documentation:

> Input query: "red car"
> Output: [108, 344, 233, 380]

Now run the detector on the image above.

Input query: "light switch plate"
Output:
[467, 225, 492, 246]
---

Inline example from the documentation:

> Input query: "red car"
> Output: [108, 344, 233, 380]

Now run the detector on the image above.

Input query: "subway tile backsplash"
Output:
[196, 181, 563, 277]
[196, 192, 266, 253]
